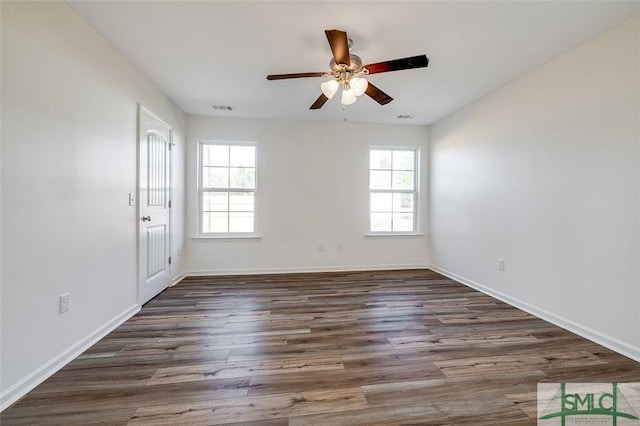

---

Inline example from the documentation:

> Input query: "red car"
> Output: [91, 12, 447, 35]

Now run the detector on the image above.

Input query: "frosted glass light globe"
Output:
[341, 88, 357, 105]
[350, 77, 368, 97]
[320, 79, 340, 99]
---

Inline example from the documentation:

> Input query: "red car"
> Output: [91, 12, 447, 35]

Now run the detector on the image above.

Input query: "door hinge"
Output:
[168, 256, 172, 265]
[168, 200, 172, 208]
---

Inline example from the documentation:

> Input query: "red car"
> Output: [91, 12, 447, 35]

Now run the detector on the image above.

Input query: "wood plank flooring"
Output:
[2, 269, 639, 425]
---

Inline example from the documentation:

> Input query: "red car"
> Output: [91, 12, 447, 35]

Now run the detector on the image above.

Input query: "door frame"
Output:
[137, 104, 173, 305]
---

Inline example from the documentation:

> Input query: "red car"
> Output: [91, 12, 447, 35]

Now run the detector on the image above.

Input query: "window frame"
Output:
[197, 140, 258, 237]
[368, 146, 420, 235]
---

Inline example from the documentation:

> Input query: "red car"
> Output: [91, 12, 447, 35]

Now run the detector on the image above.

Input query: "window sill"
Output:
[365, 232, 425, 238]
[191, 234, 262, 241]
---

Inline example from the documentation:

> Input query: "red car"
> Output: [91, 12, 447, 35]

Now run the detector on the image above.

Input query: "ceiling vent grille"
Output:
[212, 105, 235, 111]
[396, 114, 415, 120]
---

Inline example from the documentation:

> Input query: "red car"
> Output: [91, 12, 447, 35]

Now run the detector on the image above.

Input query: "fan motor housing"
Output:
[330, 54, 363, 73]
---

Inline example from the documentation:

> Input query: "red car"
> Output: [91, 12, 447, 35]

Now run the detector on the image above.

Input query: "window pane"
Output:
[230, 146, 255, 167]
[393, 150, 415, 171]
[229, 212, 254, 233]
[230, 167, 255, 189]
[371, 213, 392, 232]
[203, 192, 228, 212]
[370, 150, 392, 170]
[393, 213, 414, 232]
[370, 170, 391, 190]
[393, 193, 414, 212]
[203, 166, 229, 188]
[392, 170, 414, 190]
[211, 193, 229, 212]
[203, 144, 229, 167]
[230, 192, 254, 212]
[203, 212, 228, 233]
[370, 192, 392, 212]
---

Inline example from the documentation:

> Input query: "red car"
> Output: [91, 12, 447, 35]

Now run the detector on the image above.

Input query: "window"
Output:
[199, 141, 256, 234]
[369, 147, 418, 233]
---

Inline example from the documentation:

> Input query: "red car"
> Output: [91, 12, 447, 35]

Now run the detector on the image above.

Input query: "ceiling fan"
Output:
[267, 29, 429, 110]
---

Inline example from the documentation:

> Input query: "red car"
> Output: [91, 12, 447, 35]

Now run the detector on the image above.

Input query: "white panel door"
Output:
[139, 107, 172, 304]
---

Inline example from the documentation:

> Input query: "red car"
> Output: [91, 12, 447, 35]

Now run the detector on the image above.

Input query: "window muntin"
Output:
[199, 142, 256, 234]
[369, 148, 418, 233]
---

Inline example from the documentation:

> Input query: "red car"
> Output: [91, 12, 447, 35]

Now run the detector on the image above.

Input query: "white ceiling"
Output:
[68, 1, 639, 126]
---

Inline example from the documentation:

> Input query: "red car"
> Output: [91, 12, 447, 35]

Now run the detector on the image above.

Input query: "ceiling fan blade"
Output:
[325, 29, 350, 66]
[267, 72, 325, 80]
[309, 93, 329, 110]
[364, 55, 429, 75]
[365, 82, 393, 105]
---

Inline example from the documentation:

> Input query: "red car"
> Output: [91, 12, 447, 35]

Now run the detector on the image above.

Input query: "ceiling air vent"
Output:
[396, 114, 415, 120]
[212, 105, 235, 111]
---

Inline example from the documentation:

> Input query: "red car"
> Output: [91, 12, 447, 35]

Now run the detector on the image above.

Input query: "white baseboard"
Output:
[0, 304, 140, 412]
[429, 265, 640, 363]
[186, 263, 431, 277]
[171, 272, 186, 286]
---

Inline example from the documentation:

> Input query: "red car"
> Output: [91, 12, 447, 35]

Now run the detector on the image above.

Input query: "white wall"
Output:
[429, 15, 640, 360]
[186, 116, 429, 275]
[0, 1, 186, 408]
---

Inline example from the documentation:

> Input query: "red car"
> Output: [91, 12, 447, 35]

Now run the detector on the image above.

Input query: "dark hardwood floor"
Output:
[2, 269, 639, 425]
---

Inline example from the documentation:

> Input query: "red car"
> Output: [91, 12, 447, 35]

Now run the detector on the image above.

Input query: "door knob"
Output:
[141, 216, 151, 222]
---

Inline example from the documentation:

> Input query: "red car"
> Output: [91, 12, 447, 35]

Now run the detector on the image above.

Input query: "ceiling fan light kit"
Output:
[322, 50, 370, 106]
[266, 29, 429, 110]
[321, 75, 368, 105]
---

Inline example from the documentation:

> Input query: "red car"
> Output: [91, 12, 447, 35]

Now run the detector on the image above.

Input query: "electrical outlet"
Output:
[317, 243, 324, 252]
[337, 243, 343, 251]
[498, 258, 505, 271]
[60, 293, 70, 314]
